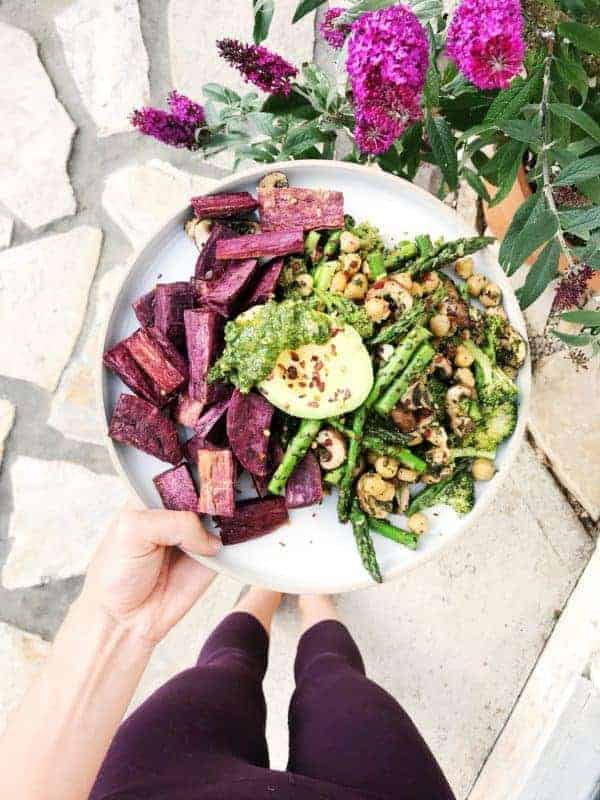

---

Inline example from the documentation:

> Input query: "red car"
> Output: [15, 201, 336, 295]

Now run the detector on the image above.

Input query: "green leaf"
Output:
[552, 56, 588, 105]
[497, 119, 542, 144]
[559, 206, 600, 238]
[422, 25, 441, 108]
[485, 140, 526, 207]
[550, 103, 600, 144]
[426, 115, 458, 191]
[483, 67, 543, 125]
[572, 237, 600, 267]
[553, 155, 600, 187]
[558, 21, 600, 56]
[407, 0, 443, 21]
[499, 194, 558, 275]
[462, 167, 492, 203]
[560, 310, 600, 326]
[516, 240, 561, 309]
[253, 0, 274, 44]
[261, 90, 318, 120]
[280, 122, 327, 157]
[203, 83, 241, 105]
[553, 330, 593, 347]
[292, 0, 327, 23]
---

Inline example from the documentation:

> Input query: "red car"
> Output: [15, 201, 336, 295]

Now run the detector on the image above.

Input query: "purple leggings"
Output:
[90, 612, 455, 800]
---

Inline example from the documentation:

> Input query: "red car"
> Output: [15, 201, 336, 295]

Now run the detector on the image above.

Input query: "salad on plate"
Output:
[104, 171, 527, 583]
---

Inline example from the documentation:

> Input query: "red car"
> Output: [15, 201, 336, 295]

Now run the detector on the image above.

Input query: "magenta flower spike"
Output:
[217, 38, 298, 96]
[320, 7, 351, 50]
[130, 91, 205, 149]
[446, 0, 525, 90]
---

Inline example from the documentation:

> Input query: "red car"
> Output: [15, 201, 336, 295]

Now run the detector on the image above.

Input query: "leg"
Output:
[90, 589, 281, 799]
[287, 596, 455, 800]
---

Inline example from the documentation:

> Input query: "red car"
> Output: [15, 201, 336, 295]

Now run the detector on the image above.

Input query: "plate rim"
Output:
[97, 158, 531, 593]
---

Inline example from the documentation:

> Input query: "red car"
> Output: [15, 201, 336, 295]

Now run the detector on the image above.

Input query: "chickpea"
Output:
[454, 367, 475, 388]
[472, 458, 496, 481]
[397, 467, 418, 483]
[480, 282, 502, 307]
[454, 343, 474, 368]
[455, 256, 474, 280]
[340, 253, 362, 276]
[375, 455, 399, 479]
[430, 314, 451, 338]
[391, 271, 413, 291]
[466, 273, 487, 297]
[365, 296, 391, 323]
[330, 271, 348, 294]
[344, 273, 369, 300]
[487, 305, 507, 320]
[408, 512, 429, 536]
[421, 271, 440, 294]
[295, 273, 313, 297]
[340, 231, 361, 253]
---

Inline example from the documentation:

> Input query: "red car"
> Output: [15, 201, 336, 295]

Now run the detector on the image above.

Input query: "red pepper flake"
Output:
[308, 401, 319, 408]
[290, 351, 299, 361]
[311, 355, 318, 362]
[287, 365, 298, 379]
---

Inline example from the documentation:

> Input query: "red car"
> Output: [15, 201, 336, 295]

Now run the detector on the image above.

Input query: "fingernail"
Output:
[207, 535, 222, 555]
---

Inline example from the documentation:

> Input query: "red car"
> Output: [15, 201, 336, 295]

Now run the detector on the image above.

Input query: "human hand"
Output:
[81, 507, 220, 645]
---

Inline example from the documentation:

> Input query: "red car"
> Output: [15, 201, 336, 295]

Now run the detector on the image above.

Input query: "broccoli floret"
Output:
[482, 313, 506, 364]
[496, 325, 527, 369]
[351, 221, 384, 252]
[465, 401, 517, 450]
[311, 289, 374, 339]
[463, 339, 518, 409]
[407, 468, 475, 516]
[427, 375, 449, 422]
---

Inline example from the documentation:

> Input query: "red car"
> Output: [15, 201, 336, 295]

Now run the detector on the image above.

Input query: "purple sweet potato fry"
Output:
[125, 327, 188, 396]
[184, 309, 223, 404]
[154, 282, 194, 349]
[258, 187, 344, 232]
[215, 228, 304, 261]
[184, 434, 218, 463]
[109, 394, 183, 464]
[175, 393, 205, 428]
[194, 223, 237, 279]
[195, 258, 258, 317]
[195, 394, 232, 439]
[216, 497, 289, 545]
[251, 438, 283, 497]
[243, 257, 284, 307]
[226, 390, 274, 477]
[132, 289, 156, 328]
[103, 341, 165, 407]
[191, 192, 258, 219]
[197, 448, 236, 517]
[153, 463, 198, 511]
[285, 452, 323, 509]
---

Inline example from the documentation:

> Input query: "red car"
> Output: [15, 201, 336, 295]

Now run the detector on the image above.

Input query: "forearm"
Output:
[0, 591, 153, 800]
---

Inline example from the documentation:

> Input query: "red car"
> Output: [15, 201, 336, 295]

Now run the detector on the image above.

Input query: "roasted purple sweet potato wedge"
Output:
[132, 289, 156, 328]
[195, 258, 258, 317]
[285, 452, 323, 509]
[184, 309, 222, 404]
[258, 187, 344, 232]
[103, 341, 165, 407]
[194, 223, 237, 279]
[175, 393, 205, 428]
[125, 327, 188, 396]
[195, 394, 232, 440]
[109, 394, 183, 464]
[216, 497, 289, 545]
[226, 390, 274, 477]
[215, 229, 304, 261]
[191, 192, 258, 219]
[243, 257, 284, 307]
[197, 448, 236, 517]
[154, 282, 194, 349]
[153, 463, 198, 511]
[184, 434, 218, 463]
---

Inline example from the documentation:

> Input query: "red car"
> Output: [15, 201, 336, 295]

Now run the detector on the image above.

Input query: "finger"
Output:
[116, 509, 221, 558]
[162, 551, 216, 630]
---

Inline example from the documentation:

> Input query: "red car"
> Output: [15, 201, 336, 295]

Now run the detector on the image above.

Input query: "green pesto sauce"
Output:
[209, 299, 332, 393]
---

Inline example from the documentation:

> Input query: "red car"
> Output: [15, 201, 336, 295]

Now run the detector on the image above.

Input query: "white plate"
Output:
[99, 160, 531, 594]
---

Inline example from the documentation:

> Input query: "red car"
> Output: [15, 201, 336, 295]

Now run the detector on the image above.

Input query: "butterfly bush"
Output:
[130, 91, 205, 149]
[320, 7, 351, 50]
[217, 39, 298, 96]
[347, 5, 429, 155]
[447, 0, 525, 90]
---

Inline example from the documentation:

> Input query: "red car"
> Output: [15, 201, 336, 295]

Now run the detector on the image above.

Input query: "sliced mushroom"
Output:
[316, 428, 347, 471]
[430, 354, 453, 379]
[402, 380, 432, 411]
[185, 217, 213, 250]
[446, 384, 475, 437]
[356, 472, 395, 519]
[258, 171, 289, 189]
[396, 484, 411, 513]
[390, 406, 418, 432]
[440, 277, 471, 330]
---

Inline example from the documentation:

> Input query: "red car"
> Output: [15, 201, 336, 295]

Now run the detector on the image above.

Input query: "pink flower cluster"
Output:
[130, 91, 205, 149]
[447, 0, 525, 90]
[320, 7, 351, 50]
[346, 5, 429, 155]
[217, 39, 298, 96]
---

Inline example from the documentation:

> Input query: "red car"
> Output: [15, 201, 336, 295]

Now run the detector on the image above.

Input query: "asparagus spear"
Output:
[304, 230, 321, 262]
[350, 499, 382, 583]
[383, 241, 418, 270]
[268, 418, 322, 495]
[375, 343, 436, 416]
[399, 236, 494, 278]
[313, 261, 338, 291]
[416, 234, 434, 257]
[366, 325, 431, 406]
[368, 518, 419, 549]
[323, 229, 342, 257]
[367, 250, 386, 279]
[323, 465, 345, 485]
[361, 436, 426, 472]
[326, 417, 357, 439]
[337, 406, 366, 523]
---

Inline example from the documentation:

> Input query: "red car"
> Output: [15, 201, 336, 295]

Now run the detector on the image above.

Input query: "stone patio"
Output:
[0, 2, 598, 798]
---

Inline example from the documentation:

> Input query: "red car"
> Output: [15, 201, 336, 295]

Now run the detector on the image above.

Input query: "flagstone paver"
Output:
[0, 398, 15, 469]
[0, 22, 76, 228]
[0, 217, 13, 250]
[0, 227, 102, 392]
[2, 456, 129, 590]
[56, 0, 150, 137]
